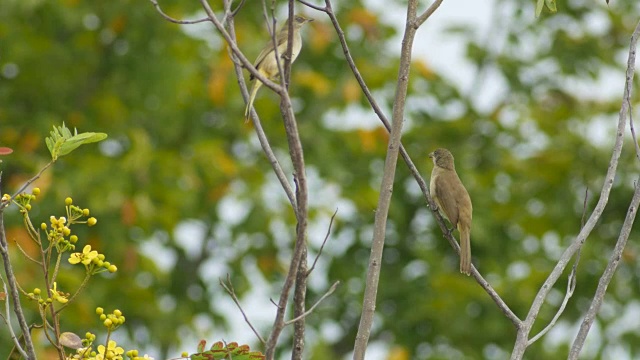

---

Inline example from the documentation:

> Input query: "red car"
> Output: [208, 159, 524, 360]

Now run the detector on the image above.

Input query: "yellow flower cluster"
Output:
[26, 282, 69, 306]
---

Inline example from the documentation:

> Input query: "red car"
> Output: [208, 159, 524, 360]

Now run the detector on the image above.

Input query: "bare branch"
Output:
[627, 98, 640, 161]
[307, 209, 338, 276]
[527, 266, 576, 345]
[415, 0, 445, 27]
[471, 265, 521, 327]
[3, 161, 53, 211]
[269, 298, 280, 308]
[569, 176, 640, 358]
[0, 275, 28, 359]
[292, 247, 307, 360]
[13, 240, 42, 265]
[0, 179, 37, 359]
[219, 275, 266, 344]
[147, 0, 210, 24]
[285, 281, 340, 325]
[353, 1, 424, 358]
[296, 0, 325, 12]
[511, 17, 640, 360]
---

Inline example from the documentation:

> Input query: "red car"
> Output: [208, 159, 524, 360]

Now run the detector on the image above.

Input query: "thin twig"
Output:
[307, 209, 338, 276]
[285, 281, 340, 325]
[3, 161, 53, 211]
[415, 0, 445, 27]
[148, 0, 210, 24]
[219, 275, 266, 344]
[627, 98, 640, 161]
[527, 268, 576, 345]
[269, 298, 280, 308]
[295, 0, 323, 11]
[13, 240, 42, 265]
[0, 275, 28, 359]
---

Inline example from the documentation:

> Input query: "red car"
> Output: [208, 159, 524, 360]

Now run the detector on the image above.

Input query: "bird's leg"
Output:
[446, 226, 455, 237]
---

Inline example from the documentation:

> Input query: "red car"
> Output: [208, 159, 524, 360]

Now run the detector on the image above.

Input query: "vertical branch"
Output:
[510, 18, 640, 360]
[264, 2, 310, 359]
[282, 0, 307, 360]
[291, 248, 307, 360]
[0, 188, 37, 360]
[353, 1, 420, 358]
[264, 70, 310, 360]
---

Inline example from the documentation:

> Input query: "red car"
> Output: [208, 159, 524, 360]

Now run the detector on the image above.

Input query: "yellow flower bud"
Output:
[65, 197, 73, 206]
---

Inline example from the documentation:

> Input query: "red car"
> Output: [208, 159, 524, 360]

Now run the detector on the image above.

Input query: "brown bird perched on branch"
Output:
[244, 15, 313, 122]
[429, 148, 473, 275]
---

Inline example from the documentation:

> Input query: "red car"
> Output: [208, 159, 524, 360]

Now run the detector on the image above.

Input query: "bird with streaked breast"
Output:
[244, 15, 313, 122]
[429, 148, 473, 275]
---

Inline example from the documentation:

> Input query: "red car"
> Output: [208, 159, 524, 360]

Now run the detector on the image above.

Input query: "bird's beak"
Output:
[428, 152, 434, 158]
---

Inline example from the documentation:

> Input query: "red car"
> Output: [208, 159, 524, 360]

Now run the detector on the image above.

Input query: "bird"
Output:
[429, 148, 473, 275]
[244, 15, 313, 122]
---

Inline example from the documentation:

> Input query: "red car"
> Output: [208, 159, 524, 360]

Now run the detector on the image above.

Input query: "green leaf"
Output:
[45, 123, 107, 160]
[535, 0, 545, 17]
[545, 0, 557, 13]
[58, 132, 108, 156]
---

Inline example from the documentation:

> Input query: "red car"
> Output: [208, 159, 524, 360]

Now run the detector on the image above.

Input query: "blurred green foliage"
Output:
[2, 0, 640, 359]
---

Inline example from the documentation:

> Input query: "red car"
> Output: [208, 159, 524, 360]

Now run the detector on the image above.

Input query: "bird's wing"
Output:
[253, 41, 275, 69]
[434, 172, 461, 226]
[251, 28, 290, 80]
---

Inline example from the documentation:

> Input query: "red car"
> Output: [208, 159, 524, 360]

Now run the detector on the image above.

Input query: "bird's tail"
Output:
[244, 80, 262, 123]
[458, 223, 471, 276]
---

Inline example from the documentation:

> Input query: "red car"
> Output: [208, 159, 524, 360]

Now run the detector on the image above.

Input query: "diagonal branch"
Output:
[219, 275, 266, 344]
[568, 176, 640, 358]
[148, 0, 210, 24]
[307, 209, 337, 276]
[285, 281, 340, 325]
